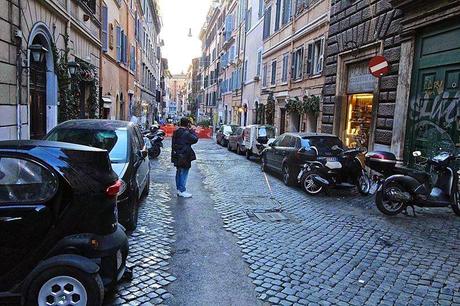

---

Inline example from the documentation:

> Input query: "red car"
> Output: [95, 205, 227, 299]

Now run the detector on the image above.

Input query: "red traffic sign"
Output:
[368, 56, 390, 77]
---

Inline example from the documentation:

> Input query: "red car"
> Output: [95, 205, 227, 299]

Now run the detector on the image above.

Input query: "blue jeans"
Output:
[176, 167, 190, 193]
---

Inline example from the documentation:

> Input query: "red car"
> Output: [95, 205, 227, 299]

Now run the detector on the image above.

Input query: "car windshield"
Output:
[301, 137, 344, 155]
[258, 127, 275, 138]
[223, 125, 236, 134]
[47, 128, 129, 163]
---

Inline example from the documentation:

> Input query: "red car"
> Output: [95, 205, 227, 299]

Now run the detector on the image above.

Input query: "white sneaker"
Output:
[177, 191, 192, 198]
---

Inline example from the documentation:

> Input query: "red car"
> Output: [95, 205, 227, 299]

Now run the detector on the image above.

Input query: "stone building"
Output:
[1, 0, 102, 140]
[186, 58, 202, 119]
[388, 0, 460, 162]
[322, 0, 402, 151]
[260, 0, 330, 135]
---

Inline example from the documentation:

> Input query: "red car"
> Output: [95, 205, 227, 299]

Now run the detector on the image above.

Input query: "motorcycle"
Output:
[298, 145, 370, 196]
[366, 150, 460, 216]
[144, 127, 165, 159]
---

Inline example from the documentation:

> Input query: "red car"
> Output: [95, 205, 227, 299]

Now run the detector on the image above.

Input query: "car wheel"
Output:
[301, 170, 323, 195]
[246, 149, 251, 160]
[451, 190, 460, 216]
[125, 196, 139, 231]
[375, 183, 406, 216]
[26, 266, 104, 306]
[141, 176, 150, 200]
[237, 145, 241, 155]
[261, 155, 267, 172]
[282, 164, 295, 186]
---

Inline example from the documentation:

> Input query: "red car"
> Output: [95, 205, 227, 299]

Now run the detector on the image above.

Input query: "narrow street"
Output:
[106, 139, 460, 306]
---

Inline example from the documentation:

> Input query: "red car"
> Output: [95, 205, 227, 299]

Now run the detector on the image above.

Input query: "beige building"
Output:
[261, 0, 330, 134]
[1, 0, 103, 140]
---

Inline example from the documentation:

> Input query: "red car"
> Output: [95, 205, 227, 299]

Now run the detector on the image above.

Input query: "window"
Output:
[116, 26, 121, 62]
[130, 45, 136, 72]
[282, 54, 289, 83]
[101, 5, 108, 52]
[262, 63, 268, 87]
[258, 0, 264, 19]
[275, 0, 281, 31]
[263, 6, 272, 39]
[245, 8, 252, 32]
[256, 49, 262, 76]
[0, 157, 58, 204]
[243, 59, 248, 82]
[282, 0, 292, 25]
[306, 37, 325, 76]
[271, 60, 277, 85]
[292, 47, 303, 80]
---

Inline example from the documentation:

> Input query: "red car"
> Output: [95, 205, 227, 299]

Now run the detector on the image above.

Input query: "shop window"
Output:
[345, 94, 374, 148]
[0, 157, 58, 204]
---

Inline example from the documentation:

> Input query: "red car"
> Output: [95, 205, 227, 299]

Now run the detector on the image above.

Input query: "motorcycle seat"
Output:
[325, 161, 342, 170]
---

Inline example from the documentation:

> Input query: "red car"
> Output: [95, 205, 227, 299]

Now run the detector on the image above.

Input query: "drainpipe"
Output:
[15, 0, 23, 140]
[239, 0, 249, 126]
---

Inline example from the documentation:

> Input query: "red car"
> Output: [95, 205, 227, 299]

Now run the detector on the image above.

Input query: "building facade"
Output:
[260, 0, 330, 135]
[322, 0, 402, 151]
[186, 58, 202, 119]
[167, 74, 187, 118]
[1, 0, 102, 140]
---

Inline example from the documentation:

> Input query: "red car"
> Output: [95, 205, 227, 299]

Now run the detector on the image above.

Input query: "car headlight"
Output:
[118, 179, 127, 196]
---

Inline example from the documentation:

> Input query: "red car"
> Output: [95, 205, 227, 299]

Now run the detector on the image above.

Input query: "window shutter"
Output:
[124, 34, 128, 64]
[263, 7, 271, 39]
[102, 6, 108, 52]
[291, 52, 296, 80]
[318, 37, 325, 73]
[275, 0, 281, 31]
[306, 43, 313, 76]
[116, 26, 121, 62]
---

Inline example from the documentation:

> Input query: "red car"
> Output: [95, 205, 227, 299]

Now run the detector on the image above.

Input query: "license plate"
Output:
[369, 182, 379, 195]
[116, 250, 123, 269]
[326, 157, 338, 162]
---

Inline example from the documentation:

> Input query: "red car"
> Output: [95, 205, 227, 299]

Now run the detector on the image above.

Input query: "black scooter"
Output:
[373, 151, 460, 216]
[298, 145, 370, 196]
[144, 127, 165, 159]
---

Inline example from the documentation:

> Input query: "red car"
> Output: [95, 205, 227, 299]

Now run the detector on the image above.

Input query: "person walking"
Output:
[171, 117, 198, 198]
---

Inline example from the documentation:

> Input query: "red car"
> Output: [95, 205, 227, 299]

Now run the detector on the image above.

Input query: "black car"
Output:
[0, 140, 128, 305]
[216, 125, 238, 146]
[46, 120, 150, 231]
[261, 133, 343, 185]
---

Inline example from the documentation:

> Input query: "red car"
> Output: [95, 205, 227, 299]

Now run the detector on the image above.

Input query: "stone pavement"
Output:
[108, 139, 460, 306]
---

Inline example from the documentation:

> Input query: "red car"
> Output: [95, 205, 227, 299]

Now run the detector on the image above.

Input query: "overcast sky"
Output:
[159, 0, 212, 75]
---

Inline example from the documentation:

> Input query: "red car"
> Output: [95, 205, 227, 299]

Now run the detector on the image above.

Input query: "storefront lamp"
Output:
[29, 44, 48, 63]
[67, 61, 80, 76]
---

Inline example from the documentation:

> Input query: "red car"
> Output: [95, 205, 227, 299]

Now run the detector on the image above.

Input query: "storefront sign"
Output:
[347, 61, 375, 94]
[368, 56, 390, 77]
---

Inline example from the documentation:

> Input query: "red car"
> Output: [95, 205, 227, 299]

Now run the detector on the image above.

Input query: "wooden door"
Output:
[29, 58, 47, 139]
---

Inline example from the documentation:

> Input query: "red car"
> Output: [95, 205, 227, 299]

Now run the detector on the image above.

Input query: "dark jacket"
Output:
[171, 127, 198, 168]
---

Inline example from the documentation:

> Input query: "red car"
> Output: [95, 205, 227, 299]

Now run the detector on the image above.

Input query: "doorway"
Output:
[345, 94, 373, 148]
[29, 47, 47, 139]
[290, 113, 301, 132]
[280, 108, 286, 134]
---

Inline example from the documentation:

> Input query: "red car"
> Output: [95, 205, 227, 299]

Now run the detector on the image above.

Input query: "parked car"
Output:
[216, 124, 238, 146]
[227, 126, 246, 154]
[46, 120, 150, 231]
[0, 140, 128, 305]
[261, 133, 343, 186]
[243, 125, 276, 160]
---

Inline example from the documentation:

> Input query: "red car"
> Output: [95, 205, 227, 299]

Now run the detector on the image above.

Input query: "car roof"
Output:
[53, 119, 134, 130]
[0, 140, 106, 152]
[282, 132, 338, 138]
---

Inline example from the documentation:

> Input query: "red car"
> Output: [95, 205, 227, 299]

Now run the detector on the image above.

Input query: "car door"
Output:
[266, 135, 284, 170]
[0, 155, 57, 288]
[273, 135, 293, 171]
[132, 127, 149, 198]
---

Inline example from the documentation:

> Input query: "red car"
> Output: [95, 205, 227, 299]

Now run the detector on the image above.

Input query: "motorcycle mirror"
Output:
[412, 151, 422, 157]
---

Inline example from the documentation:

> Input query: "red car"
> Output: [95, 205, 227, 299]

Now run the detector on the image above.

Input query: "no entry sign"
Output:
[368, 56, 390, 77]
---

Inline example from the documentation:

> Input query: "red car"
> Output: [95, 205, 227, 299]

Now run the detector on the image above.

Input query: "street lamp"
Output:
[67, 61, 80, 76]
[29, 44, 48, 63]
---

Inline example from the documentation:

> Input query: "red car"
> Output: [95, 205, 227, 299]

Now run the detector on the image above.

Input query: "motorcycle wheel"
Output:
[357, 172, 371, 195]
[151, 146, 161, 159]
[451, 190, 460, 216]
[375, 182, 405, 216]
[301, 170, 323, 195]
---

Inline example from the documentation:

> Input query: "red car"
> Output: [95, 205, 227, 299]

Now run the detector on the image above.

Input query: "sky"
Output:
[159, 0, 212, 75]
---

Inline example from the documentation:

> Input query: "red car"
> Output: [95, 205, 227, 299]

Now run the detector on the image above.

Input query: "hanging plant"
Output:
[265, 93, 275, 125]
[303, 95, 320, 116]
[286, 97, 304, 114]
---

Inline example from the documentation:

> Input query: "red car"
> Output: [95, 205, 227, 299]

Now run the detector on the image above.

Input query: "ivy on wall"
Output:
[286, 95, 320, 116]
[51, 34, 100, 123]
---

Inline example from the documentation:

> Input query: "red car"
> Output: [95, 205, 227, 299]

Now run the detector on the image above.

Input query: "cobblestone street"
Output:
[112, 139, 460, 306]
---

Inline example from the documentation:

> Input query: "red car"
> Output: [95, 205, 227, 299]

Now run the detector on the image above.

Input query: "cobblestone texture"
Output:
[195, 140, 460, 306]
[104, 179, 176, 305]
